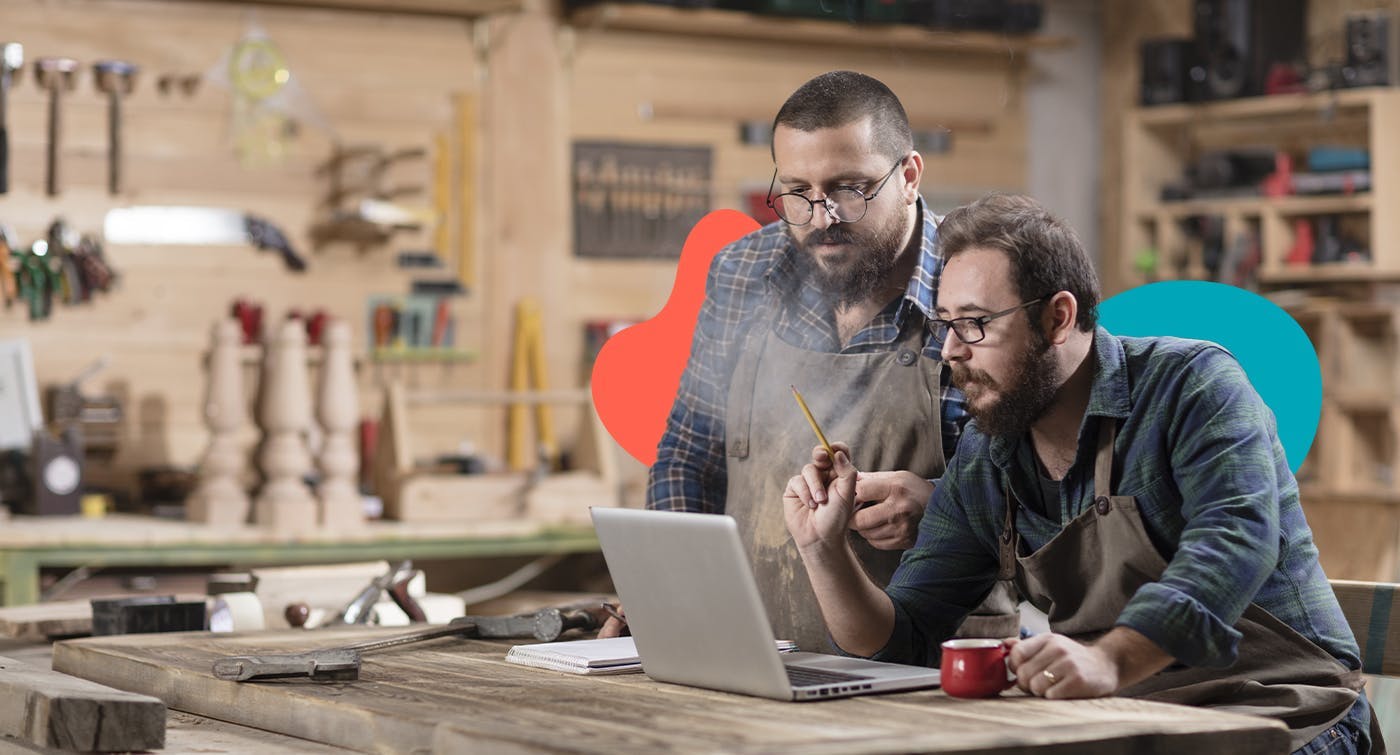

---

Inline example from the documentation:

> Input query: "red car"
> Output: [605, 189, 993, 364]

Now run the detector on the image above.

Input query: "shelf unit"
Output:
[1118, 89, 1400, 581]
[1288, 300, 1400, 585]
[568, 3, 1071, 55]
[1119, 88, 1400, 290]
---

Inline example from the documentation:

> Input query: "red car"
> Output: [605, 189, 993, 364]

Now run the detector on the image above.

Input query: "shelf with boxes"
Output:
[1120, 88, 1400, 290]
[567, 2, 1069, 55]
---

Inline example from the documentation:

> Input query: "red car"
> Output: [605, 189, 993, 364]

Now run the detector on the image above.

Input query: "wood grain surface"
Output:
[0, 602, 94, 640]
[0, 654, 165, 751]
[53, 627, 1290, 754]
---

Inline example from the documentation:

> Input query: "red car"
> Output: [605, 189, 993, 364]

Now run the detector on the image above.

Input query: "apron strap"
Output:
[1093, 416, 1118, 500]
[997, 479, 1018, 581]
[725, 294, 777, 460]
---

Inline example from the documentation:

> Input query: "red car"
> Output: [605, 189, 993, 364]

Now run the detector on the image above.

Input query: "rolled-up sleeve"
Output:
[648, 253, 748, 515]
[866, 455, 1000, 666]
[1115, 347, 1279, 668]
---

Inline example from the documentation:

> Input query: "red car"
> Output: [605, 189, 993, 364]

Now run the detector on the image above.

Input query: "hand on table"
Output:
[1005, 633, 1120, 699]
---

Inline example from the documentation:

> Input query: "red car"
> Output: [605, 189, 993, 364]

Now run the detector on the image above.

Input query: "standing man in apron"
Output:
[786, 193, 1379, 753]
[604, 70, 1017, 652]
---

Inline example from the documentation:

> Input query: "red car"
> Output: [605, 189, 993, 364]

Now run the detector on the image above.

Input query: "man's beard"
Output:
[951, 331, 1060, 438]
[793, 211, 907, 305]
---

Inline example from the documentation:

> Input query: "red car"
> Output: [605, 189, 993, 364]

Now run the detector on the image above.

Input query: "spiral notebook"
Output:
[506, 636, 798, 676]
[505, 637, 646, 675]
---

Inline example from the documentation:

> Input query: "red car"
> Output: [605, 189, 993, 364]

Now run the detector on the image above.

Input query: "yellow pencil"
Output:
[790, 385, 835, 459]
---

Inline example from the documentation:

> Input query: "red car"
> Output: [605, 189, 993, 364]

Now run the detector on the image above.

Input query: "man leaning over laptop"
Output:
[783, 193, 1379, 754]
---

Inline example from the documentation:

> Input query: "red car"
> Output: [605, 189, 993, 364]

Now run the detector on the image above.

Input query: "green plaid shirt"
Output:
[877, 328, 1360, 672]
[649, 199, 967, 514]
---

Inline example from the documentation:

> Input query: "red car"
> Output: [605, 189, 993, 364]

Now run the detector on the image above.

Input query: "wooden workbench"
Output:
[0, 514, 598, 606]
[52, 627, 1292, 754]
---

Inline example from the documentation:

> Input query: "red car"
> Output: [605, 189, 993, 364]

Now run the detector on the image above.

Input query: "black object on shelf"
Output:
[1141, 38, 1197, 106]
[1190, 0, 1306, 101]
[758, 0, 862, 22]
[1187, 150, 1276, 192]
[907, 0, 1042, 32]
[1341, 11, 1398, 89]
[91, 595, 207, 636]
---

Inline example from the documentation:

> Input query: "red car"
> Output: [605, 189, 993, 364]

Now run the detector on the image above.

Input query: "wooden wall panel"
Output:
[3, 0, 1033, 507]
[0, 0, 484, 494]
[562, 21, 1031, 376]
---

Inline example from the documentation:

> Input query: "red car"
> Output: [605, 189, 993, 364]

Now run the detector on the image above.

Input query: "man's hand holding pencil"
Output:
[786, 387, 932, 551]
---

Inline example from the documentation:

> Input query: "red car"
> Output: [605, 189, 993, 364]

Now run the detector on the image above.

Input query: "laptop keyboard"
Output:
[786, 665, 874, 688]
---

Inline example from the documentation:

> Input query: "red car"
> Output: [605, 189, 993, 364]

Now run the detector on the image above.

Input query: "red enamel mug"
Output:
[940, 638, 1015, 698]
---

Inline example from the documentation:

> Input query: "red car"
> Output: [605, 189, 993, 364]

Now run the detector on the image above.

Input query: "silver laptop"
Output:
[591, 507, 941, 701]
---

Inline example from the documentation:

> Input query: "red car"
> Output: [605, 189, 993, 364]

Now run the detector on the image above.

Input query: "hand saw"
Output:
[103, 206, 307, 271]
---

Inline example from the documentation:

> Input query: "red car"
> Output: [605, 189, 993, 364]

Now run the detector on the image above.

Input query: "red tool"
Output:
[1285, 219, 1314, 266]
[431, 298, 451, 346]
[372, 303, 396, 349]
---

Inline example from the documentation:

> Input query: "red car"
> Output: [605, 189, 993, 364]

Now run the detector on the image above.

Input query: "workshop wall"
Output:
[1, 0, 1033, 505]
[0, 0, 485, 496]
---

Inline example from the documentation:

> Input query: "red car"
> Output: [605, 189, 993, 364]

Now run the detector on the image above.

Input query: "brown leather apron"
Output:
[725, 316, 1018, 651]
[999, 417, 1363, 751]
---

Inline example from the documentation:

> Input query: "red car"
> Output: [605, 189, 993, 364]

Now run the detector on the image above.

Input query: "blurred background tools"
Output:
[34, 57, 77, 197]
[5, 219, 117, 322]
[102, 206, 307, 271]
[93, 60, 139, 196]
[0, 43, 21, 195]
[332, 560, 420, 626]
[46, 357, 123, 462]
[508, 297, 557, 473]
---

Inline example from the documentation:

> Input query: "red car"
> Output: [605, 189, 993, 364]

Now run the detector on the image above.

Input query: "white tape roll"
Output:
[209, 592, 266, 633]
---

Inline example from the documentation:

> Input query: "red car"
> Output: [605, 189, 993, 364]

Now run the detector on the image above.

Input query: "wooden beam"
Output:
[0, 601, 94, 640]
[0, 655, 166, 751]
[154, 0, 522, 18]
[570, 3, 1071, 55]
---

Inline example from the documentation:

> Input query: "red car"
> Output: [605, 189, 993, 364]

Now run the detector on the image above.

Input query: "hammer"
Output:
[34, 57, 78, 197]
[212, 606, 609, 682]
[93, 60, 138, 195]
[0, 43, 21, 195]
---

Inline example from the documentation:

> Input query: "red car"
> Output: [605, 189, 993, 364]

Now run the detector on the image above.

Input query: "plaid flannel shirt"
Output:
[875, 328, 1360, 673]
[648, 199, 968, 514]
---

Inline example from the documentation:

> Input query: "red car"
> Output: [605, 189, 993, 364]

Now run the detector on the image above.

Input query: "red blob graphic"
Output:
[591, 210, 761, 466]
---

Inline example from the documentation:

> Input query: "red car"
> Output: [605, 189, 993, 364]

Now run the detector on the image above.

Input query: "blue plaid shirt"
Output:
[878, 328, 1360, 672]
[648, 199, 968, 514]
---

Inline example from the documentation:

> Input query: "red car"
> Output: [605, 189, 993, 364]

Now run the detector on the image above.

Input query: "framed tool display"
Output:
[572, 141, 711, 259]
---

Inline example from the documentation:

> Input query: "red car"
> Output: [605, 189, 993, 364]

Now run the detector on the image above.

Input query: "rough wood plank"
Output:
[0, 602, 94, 641]
[0, 655, 165, 752]
[52, 628, 1288, 754]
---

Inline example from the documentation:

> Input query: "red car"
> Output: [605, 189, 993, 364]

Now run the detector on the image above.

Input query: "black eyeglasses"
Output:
[929, 296, 1048, 345]
[765, 157, 906, 226]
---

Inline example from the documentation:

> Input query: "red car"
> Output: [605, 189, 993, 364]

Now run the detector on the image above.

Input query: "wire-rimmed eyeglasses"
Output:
[929, 296, 1048, 345]
[765, 157, 906, 226]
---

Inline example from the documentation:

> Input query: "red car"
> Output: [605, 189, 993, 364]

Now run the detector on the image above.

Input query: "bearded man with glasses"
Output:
[785, 193, 1378, 755]
[601, 70, 1017, 651]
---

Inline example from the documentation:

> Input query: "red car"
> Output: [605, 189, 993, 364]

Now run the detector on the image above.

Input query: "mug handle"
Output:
[996, 643, 1017, 690]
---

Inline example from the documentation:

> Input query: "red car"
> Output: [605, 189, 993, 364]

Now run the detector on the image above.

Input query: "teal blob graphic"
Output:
[1099, 281, 1320, 474]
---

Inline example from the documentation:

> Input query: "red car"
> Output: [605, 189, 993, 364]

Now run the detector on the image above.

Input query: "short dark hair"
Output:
[937, 193, 1099, 332]
[772, 71, 912, 163]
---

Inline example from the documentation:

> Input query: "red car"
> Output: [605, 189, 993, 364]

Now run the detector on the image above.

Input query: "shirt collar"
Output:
[766, 196, 941, 330]
[897, 196, 941, 325]
[988, 326, 1129, 469]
